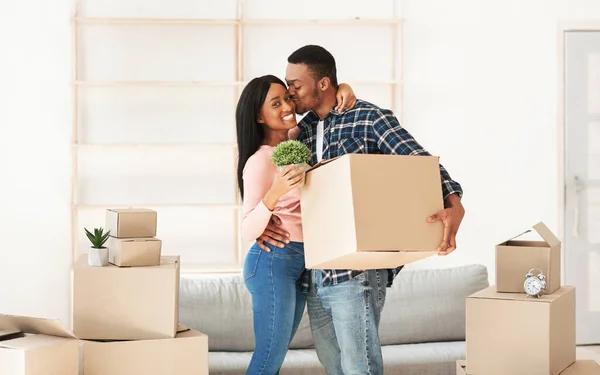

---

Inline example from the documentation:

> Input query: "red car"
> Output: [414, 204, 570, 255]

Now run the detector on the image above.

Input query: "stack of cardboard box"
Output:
[105, 208, 163, 267]
[73, 208, 209, 375]
[459, 222, 599, 375]
[0, 208, 210, 375]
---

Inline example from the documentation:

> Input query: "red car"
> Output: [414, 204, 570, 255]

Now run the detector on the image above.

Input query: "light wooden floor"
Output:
[576, 345, 600, 363]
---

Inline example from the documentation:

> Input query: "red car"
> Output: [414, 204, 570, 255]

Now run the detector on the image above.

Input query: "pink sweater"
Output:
[241, 145, 303, 243]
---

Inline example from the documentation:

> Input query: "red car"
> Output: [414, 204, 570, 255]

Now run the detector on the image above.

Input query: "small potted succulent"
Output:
[271, 140, 312, 184]
[85, 227, 110, 267]
[272, 139, 311, 168]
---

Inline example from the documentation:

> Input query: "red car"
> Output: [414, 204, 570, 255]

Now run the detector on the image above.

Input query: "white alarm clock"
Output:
[524, 268, 547, 298]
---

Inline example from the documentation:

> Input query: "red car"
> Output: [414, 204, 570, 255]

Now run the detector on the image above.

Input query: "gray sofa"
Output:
[179, 264, 489, 375]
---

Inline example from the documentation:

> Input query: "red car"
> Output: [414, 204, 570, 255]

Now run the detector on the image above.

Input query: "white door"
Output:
[564, 30, 600, 345]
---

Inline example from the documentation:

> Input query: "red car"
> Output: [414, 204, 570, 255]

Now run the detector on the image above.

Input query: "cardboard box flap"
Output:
[0, 329, 23, 341]
[503, 222, 560, 247]
[0, 314, 76, 339]
[532, 222, 560, 247]
[469, 285, 574, 303]
[176, 324, 190, 334]
[306, 155, 342, 173]
[560, 360, 600, 374]
[0, 333, 73, 350]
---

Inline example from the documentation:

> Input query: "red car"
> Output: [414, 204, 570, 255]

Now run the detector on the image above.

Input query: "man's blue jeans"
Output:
[307, 269, 388, 375]
[243, 241, 306, 375]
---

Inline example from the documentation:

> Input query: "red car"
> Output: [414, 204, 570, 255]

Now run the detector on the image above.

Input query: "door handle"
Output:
[572, 176, 584, 237]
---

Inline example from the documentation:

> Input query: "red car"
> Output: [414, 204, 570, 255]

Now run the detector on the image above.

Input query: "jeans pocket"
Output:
[243, 250, 261, 282]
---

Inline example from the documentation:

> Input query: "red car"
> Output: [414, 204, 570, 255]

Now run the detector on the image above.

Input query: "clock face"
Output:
[524, 277, 542, 295]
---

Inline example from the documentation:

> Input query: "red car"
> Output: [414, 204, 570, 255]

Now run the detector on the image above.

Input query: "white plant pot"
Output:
[88, 247, 109, 267]
[278, 163, 309, 186]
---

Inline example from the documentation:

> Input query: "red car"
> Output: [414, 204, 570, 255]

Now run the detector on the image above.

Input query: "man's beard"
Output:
[294, 88, 320, 115]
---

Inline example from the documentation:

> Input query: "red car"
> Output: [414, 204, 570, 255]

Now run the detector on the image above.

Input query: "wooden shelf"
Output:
[74, 17, 402, 26]
[76, 203, 240, 209]
[74, 143, 237, 149]
[75, 80, 243, 87]
[74, 80, 402, 87]
[75, 17, 240, 25]
[242, 18, 402, 26]
[72, 0, 403, 273]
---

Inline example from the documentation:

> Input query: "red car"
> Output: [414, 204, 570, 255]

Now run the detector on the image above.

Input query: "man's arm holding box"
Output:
[372, 109, 465, 255]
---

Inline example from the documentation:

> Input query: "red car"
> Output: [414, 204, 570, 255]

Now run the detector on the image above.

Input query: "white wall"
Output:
[399, 0, 600, 279]
[0, 0, 73, 325]
[2, 0, 600, 326]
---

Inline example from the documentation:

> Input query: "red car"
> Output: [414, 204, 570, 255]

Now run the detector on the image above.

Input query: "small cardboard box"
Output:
[456, 359, 467, 375]
[107, 236, 162, 267]
[496, 222, 561, 293]
[82, 326, 208, 375]
[106, 208, 157, 238]
[73, 255, 180, 340]
[300, 154, 444, 270]
[466, 285, 576, 375]
[0, 314, 78, 375]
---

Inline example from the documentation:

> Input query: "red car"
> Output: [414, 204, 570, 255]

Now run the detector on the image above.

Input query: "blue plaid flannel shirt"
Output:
[298, 99, 463, 292]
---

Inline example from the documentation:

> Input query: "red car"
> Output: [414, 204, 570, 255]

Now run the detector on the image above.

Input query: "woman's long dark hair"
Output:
[236, 75, 287, 199]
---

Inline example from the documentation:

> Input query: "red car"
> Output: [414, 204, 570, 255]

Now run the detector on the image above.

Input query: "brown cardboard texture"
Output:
[0, 314, 78, 375]
[456, 360, 598, 375]
[73, 255, 180, 340]
[300, 154, 443, 270]
[496, 221, 561, 293]
[466, 285, 576, 375]
[560, 360, 600, 374]
[82, 326, 208, 375]
[106, 208, 157, 238]
[107, 236, 162, 267]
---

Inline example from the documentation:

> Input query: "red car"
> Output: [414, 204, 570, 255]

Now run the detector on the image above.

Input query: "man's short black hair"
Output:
[288, 45, 338, 88]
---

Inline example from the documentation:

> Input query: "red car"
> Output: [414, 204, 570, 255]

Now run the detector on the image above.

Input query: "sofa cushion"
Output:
[179, 264, 488, 352]
[379, 264, 489, 345]
[179, 273, 314, 352]
[208, 341, 466, 375]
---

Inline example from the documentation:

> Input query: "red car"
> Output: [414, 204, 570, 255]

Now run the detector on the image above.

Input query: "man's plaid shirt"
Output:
[297, 99, 463, 292]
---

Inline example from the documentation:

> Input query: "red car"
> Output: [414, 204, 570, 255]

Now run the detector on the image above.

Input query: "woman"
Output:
[236, 75, 356, 375]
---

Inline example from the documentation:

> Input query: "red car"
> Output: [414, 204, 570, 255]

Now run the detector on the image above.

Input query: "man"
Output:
[257, 45, 465, 374]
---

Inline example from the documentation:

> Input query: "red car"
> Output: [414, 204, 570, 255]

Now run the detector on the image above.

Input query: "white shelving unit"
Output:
[72, 0, 403, 273]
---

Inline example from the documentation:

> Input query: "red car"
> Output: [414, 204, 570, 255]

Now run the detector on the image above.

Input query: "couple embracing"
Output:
[236, 45, 465, 375]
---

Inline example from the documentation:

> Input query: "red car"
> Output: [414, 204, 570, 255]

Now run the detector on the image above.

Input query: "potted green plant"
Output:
[271, 140, 312, 183]
[85, 227, 110, 267]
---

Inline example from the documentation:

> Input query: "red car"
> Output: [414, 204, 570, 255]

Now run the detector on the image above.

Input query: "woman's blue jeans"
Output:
[243, 241, 306, 375]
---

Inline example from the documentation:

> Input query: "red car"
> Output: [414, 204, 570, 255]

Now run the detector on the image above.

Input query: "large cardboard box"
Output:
[107, 236, 162, 267]
[496, 222, 561, 293]
[300, 154, 444, 270]
[106, 208, 157, 238]
[0, 314, 78, 375]
[73, 255, 180, 340]
[466, 285, 576, 375]
[82, 326, 208, 375]
[456, 360, 598, 375]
